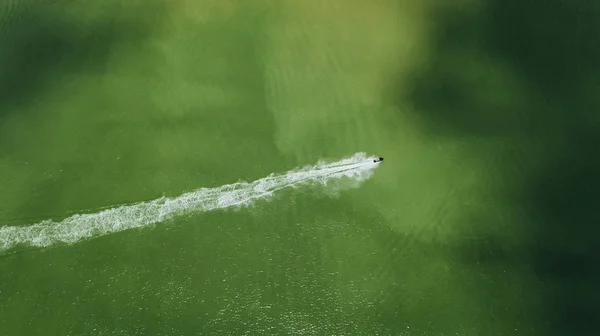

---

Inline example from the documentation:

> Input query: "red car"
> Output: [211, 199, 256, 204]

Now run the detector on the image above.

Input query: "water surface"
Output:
[1, 1, 596, 335]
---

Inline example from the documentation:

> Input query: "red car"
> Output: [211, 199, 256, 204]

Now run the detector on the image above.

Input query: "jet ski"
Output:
[373, 157, 384, 163]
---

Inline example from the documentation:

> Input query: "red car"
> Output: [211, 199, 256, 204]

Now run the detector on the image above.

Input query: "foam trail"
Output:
[0, 152, 380, 252]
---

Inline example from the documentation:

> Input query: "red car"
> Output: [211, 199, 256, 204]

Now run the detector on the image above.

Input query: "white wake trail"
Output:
[0, 152, 380, 252]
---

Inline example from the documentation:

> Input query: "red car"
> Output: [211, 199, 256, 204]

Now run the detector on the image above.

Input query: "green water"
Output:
[1, 1, 598, 335]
